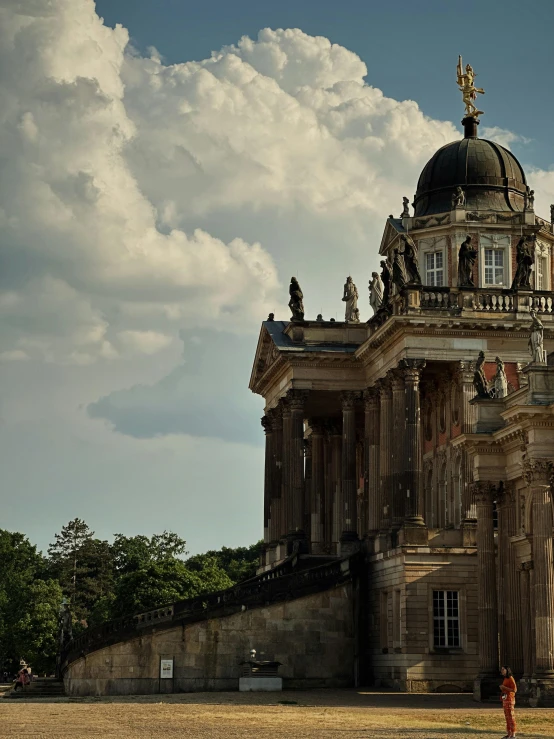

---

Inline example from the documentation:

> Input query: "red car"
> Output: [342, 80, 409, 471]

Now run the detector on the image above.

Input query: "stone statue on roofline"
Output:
[550, 204, 554, 224]
[529, 310, 546, 364]
[369, 272, 384, 314]
[400, 197, 410, 218]
[380, 259, 392, 310]
[511, 235, 535, 290]
[492, 357, 508, 398]
[342, 276, 360, 323]
[392, 248, 407, 293]
[400, 234, 421, 285]
[526, 188, 535, 211]
[458, 234, 478, 287]
[473, 351, 492, 398]
[288, 276, 304, 321]
[452, 186, 466, 209]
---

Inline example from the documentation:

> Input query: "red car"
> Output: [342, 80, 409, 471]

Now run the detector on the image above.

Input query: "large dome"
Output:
[413, 124, 528, 217]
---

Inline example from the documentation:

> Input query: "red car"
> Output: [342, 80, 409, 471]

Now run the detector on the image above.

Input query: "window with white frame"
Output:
[419, 236, 447, 286]
[480, 234, 510, 287]
[534, 241, 550, 291]
[433, 590, 460, 647]
[425, 251, 444, 286]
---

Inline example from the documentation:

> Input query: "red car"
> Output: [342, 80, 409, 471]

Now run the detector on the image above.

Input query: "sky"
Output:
[1, 0, 554, 555]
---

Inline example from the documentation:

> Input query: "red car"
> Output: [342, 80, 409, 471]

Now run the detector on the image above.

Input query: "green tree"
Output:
[111, 556, 232, 617]
[0, 529, 60, 674]
[186, 541, 262, 583]
[12, 579, 63, 674]
[112, 531, 187, 575]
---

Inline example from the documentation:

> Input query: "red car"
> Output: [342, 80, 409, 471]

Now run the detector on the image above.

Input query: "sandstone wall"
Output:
[65, 583, 354, 696]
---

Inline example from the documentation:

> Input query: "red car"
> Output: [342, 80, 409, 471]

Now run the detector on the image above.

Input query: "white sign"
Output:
[160, 659, 174, 679]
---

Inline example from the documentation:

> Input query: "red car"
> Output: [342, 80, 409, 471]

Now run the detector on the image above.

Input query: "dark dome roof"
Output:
[413, 135, 527, 217]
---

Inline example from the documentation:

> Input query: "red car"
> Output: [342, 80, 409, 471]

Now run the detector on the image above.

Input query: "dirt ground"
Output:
[1, 689, 553, 738]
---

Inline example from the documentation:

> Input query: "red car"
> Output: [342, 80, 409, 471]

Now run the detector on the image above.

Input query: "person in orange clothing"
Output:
[500, 666, 517, 738]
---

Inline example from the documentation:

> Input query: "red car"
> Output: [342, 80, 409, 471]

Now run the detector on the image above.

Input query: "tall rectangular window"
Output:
[484, 248, 504, 285]
[536, 256, 546, 290]
[425, 251, 444, 286]
[433, 590, 460, 647]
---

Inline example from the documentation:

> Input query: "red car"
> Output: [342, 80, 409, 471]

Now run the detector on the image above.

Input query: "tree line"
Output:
[0, 519, 261, 675]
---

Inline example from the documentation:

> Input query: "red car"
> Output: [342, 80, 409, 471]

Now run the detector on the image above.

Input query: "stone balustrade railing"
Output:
[60, 554, 357, 672]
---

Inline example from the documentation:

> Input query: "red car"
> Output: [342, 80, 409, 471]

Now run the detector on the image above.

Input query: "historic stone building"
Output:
[61, 69, 554, 705]
[249, 111, 554, 702]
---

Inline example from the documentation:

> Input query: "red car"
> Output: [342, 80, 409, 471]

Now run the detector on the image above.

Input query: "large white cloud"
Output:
[0, 0, 279, 364]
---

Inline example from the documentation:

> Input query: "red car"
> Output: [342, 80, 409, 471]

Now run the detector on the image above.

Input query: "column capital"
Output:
[454, 359, 476, 385]
[388, 368, 405, 392]
[376, 376, 392, 399]
[519, 560, 534, 572]
[286, 388, 309, 410]
[495, 480, 516, 509]
[399, 358, 426, 383]
[340, 390, 361, 410]
[470, 480, 498, 505]
[523, 458, 553, 487]
[261, 415, 272, 434]
[363, 387, 380, 410]
[308, 418, 326, 436]
[268, 406, 283, 431]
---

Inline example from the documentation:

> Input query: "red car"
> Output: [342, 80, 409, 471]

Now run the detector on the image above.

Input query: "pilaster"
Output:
[378, 379, 393, 538]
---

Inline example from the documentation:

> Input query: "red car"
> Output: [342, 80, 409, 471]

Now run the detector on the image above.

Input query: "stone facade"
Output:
[248, 123, 554, 700]
[65, 581, 355, 696]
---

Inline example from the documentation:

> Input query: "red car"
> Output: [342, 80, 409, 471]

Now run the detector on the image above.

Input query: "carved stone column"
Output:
[287, 389, 309, 548]
[304, 437, 312, 545]
[378, 379, 392, 534]
[340, 391, 360, 550]
[323, 427, 333, 551]
[497, 483, 523, 675]
[364, 388, 380, 536]
[310, 420, 325, 553]
[457, 360, 477, 521]
[400, 359, 426, 529]
[281, 399, 292, 539]
[268, 407, 283, 543]
[390, 369, 405, 527]
[261, 414, 273, 545]
[331, 423, 342, 548]
[525, 460, 554, 679]
[472, 481, 499, 691]
[519, 562, 535, 679]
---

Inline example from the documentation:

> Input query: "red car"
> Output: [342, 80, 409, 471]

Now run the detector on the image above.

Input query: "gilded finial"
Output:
[457, 55, 484, 119]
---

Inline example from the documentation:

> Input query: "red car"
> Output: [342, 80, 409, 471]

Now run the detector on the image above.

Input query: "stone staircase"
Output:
[7, 677, 65, 698]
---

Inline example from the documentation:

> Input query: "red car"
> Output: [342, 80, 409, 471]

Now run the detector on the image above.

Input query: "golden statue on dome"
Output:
[457, 56, 485, 119]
